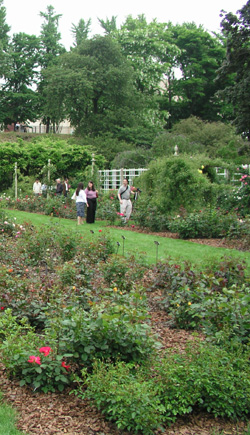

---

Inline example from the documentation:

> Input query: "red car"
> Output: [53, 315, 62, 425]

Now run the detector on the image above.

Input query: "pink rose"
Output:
[61, 361, 70, 371]
[28, 356, 41, 365]
[39, 346, 52, 356]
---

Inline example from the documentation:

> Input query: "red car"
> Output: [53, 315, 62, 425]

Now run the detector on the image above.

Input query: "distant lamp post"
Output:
[174, 145, 179, 156]
[154, 241, 160, 264]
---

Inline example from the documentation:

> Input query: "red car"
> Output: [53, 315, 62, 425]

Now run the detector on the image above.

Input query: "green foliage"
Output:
[74, 342, 250, 433]
[47, 304, 158, 368]
[133, 196, 168, 231]
[155, 343, 250, 419]
[219, 3, 250, 139]
[96, 191, 119, 225]
[164, 24, 229, 125]
[152, 117, 249, 163]
[43, 36, 144, 138]
[0, 32, 41, 128]
[0, 310, 72, 393]
[169, 208, 239, 239]
[0, 137, 105, 192]
[138, 156, 212, 214]
[75, 360, 166, 434]
[149, 256, 250, 343]
[110, 148, 152, 169]
[171, 117, 248, 162]
[236, 167, 250, 216]
[99, 254, 146, 291]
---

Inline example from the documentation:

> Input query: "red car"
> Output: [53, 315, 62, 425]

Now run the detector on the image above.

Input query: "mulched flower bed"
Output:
[0, 311, 249, 435]
[0, 228, 249, 435]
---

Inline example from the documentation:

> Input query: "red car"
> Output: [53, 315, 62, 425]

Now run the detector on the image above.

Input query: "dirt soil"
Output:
[0, 231, 249, 435]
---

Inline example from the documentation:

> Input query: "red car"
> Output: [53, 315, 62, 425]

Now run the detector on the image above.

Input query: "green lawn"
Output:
[0, 394, 25, 435]
[5, 209, 250, 273]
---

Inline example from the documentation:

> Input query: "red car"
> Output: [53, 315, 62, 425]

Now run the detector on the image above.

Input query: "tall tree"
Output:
[162, 23, 227, 127]
[42, 36, 143, 137]
[71, 18, 91, 47]
[0, 0, 10, 77]
[38, 5, 66, 132]
[0, 32, 40, 128]
[105, 15, 180, 131]
[98, 16, 117, 34]
[218, 1, 250, 139]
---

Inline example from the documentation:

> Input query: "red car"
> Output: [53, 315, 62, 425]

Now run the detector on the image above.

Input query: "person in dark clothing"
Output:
[56, 178, 63, 196]
[85, 181, 98, 223]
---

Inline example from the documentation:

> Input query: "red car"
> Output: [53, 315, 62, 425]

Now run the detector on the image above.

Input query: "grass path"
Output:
[5, 209, 250, 272]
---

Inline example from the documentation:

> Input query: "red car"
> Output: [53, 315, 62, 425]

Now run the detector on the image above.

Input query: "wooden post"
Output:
[47, 159, 51, 198]
[120, 168, 124, 185]
[92, 153, 95, 175]
[14, 162, 18, 199]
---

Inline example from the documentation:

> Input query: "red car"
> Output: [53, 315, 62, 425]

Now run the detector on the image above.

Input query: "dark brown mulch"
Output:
[0, 305, 249, 435]
[0, 324, 248, 435]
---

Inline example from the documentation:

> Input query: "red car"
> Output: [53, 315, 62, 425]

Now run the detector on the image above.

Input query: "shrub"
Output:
[46, 305, 159, 367]
[155, 342, 250, 419]
[0, 310, 74, 392]
[99, 254, 146, 291]
[138, 156, 214, 215]
[74, 342, 250, 434]
[133, 197, 169, 231]
[169, 208, 239, 239]
[75, 361, 166, 434]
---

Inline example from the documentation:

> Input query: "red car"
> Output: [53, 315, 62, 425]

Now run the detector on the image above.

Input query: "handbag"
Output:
[71, 191, 76, 200]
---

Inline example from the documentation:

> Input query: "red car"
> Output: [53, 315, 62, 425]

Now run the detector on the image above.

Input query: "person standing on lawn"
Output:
[85, 181, 98, 223]
[72, 182, 88, 225]
[118, 177, 134, 223]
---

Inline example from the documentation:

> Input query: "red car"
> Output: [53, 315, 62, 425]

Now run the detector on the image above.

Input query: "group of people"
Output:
[72, 181, 98, 225]
[33, 176, 135, 225]
[33, 178, 70, 197]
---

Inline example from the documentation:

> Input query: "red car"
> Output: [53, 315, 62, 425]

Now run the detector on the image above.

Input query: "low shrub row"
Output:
[74, 342, 250, 433]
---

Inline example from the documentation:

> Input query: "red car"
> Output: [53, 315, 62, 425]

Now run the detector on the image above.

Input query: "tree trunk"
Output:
[46, 117, 50, 134]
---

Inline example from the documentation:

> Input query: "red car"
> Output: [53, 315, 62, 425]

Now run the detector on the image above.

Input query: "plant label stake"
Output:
[154, 241, 160, 264]
[121, 235, 125, 256]
[116, 241, 120, 254]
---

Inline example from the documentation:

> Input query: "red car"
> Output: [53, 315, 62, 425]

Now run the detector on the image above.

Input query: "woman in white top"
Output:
[73, 182, 87, 225]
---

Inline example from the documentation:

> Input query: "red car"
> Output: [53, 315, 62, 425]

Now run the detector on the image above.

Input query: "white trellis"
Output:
[98, 168, 148, 191]
[216, 165, 250, 184]
[99, 165, 250, 191]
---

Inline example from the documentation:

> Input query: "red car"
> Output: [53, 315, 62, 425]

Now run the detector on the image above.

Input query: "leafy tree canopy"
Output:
[218, 0, 250, 139]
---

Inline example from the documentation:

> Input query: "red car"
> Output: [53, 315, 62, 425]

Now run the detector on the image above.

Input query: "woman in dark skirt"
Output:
[85, 181, 98, 223]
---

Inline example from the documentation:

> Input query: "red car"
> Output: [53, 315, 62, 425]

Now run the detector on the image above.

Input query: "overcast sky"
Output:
[4, 0, 246, 49]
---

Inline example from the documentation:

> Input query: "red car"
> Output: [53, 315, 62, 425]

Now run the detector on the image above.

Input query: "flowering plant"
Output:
[236, 167, 250, 216]
[20, 345, 73, 392]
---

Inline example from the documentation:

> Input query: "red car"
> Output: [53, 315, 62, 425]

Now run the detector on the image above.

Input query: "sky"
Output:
[4, 0, 246, 49]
